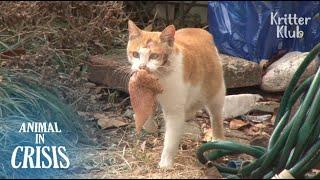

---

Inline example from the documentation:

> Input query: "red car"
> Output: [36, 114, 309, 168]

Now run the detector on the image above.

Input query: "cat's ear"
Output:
[128, 20, 141, 39]
[160, 25, 175, 46]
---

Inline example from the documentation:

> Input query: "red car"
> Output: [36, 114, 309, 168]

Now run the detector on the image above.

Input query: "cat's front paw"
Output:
[158, 157, 174, 169]
[210, 136, 225, 142]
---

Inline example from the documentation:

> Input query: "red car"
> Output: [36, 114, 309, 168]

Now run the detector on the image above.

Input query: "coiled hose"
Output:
[197, 43, 320, 179]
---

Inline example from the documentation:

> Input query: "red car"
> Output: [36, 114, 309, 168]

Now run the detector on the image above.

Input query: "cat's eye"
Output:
[149, 53, 159, 59]
[132, 51, 139, 58]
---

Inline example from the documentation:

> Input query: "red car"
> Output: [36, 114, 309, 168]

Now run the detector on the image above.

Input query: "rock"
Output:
[223, 94, 263, 119]
[220, 54, 263, 88]
[241, 114, 272, 123]
[261, 51, 319, 92]
[87, 52, 263, 91]
[253, 101, 280, 113]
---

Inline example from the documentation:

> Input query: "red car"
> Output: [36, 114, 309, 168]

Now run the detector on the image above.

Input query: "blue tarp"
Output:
[208, 1, 320, 63]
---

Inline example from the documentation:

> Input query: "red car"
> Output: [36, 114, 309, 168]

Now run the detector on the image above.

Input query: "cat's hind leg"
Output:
[205, 86, 226, 140]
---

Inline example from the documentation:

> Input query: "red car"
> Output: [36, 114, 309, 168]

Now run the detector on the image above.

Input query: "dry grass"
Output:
[0, 1, 133, 113]
[84, 127, 206, 179]
[0, 1, 128, 73]
[76, 107, 258, 179]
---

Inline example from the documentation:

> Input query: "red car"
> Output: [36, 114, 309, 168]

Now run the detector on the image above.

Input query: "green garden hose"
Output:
[197, 43, 320, 179]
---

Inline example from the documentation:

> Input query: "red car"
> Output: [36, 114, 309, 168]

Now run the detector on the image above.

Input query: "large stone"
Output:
[220, 54, 263, 88]
[222, 94, 263, 119]
[261, 51, 319, 92]
[253, 101, 280, 113]
[87, 50, 263, 91]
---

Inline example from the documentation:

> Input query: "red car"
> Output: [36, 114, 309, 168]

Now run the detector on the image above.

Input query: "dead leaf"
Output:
[95, 113, 128, 129]
[181, 144, 188, 150]
[202, 128, 213, 142]
[1, 61, 7, 67]
[229, 119, 249, 130]
[152, 138, 159, 146]
[98, 118, 127, 129]
[244, 126, 260, 136]
[271, 108, 279, 125]
[255, 123, 266, 129]
[251, 125, 260, 132]
[141, 140, 146, 153]
[93, 113, 106, 119]
[0, 48, 26, 59]
[143, 24, 153, 31]
[259, 59, 269, 70]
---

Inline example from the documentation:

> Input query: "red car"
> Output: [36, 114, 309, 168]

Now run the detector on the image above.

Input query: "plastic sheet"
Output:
[208, 1, 320, 63]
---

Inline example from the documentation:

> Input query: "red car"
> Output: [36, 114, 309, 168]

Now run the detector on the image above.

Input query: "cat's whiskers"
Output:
[114, 66, 130, 72]
[113, 66, 133, 86]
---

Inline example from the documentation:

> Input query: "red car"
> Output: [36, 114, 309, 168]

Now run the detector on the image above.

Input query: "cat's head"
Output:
[127, 20, 175, 74]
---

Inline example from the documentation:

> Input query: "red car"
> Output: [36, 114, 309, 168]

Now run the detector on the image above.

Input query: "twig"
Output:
[174, 1, 197, 26]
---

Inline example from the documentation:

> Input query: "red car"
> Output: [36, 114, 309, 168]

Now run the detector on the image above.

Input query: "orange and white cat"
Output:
[127, 20, 226, 169]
